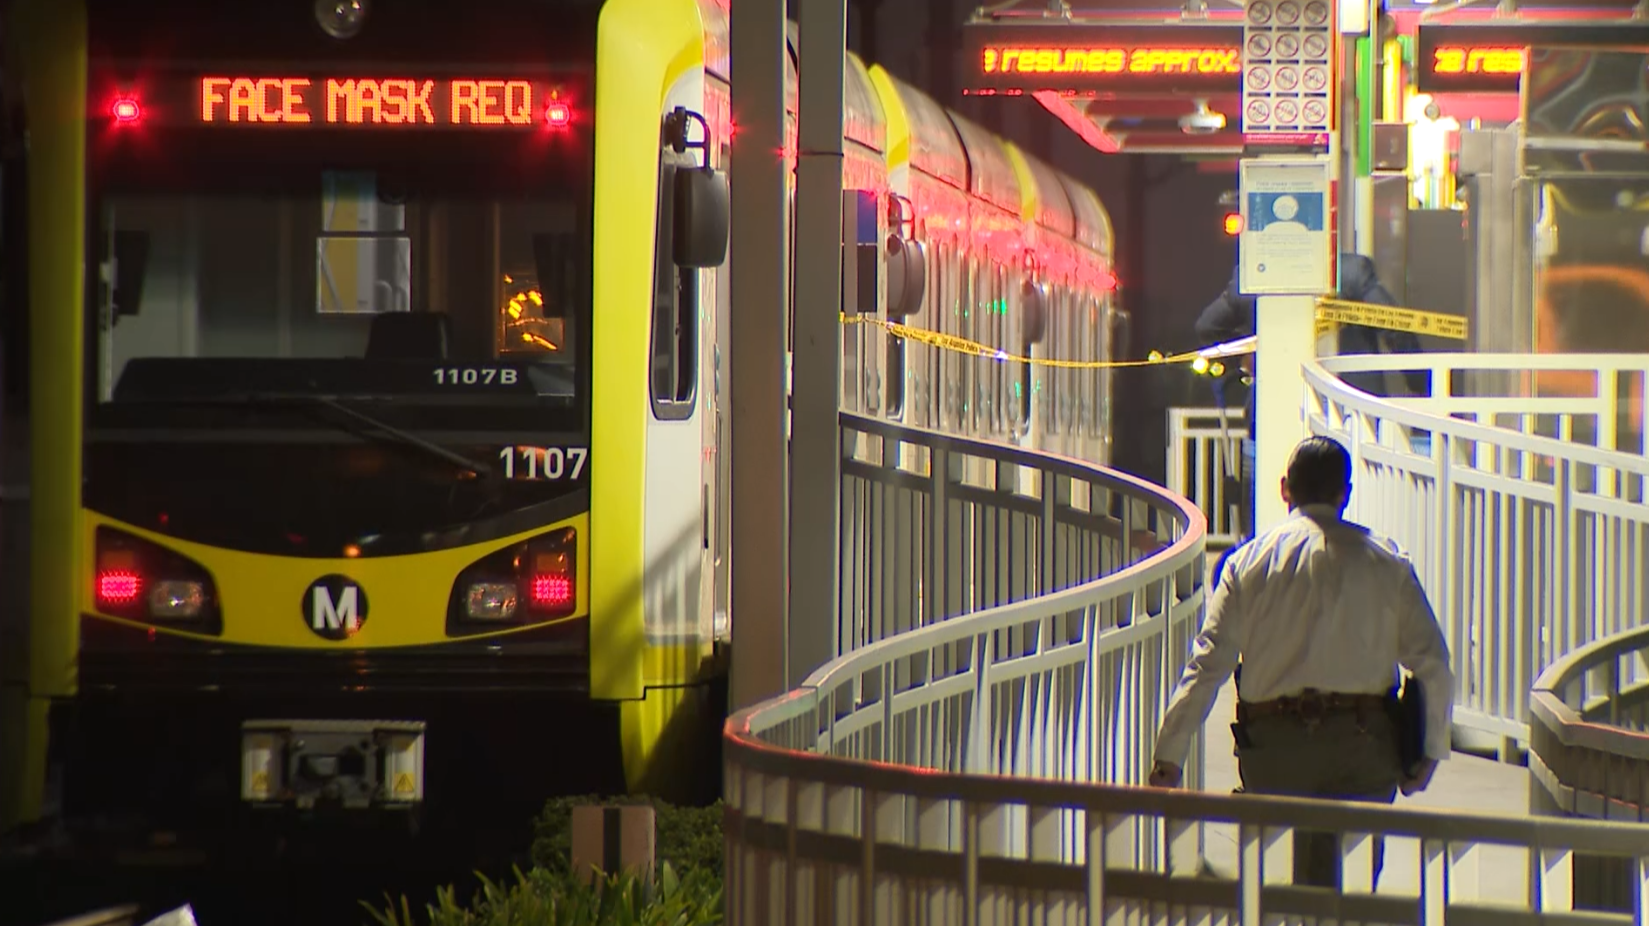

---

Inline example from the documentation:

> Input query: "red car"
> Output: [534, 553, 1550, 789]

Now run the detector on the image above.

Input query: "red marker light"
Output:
[544, 101, 572, 128]
[97, 569, 142, 604]
[531, 574, 573, 606]
[111, 98, 142, 124]
[1223, 212, 1242, 236]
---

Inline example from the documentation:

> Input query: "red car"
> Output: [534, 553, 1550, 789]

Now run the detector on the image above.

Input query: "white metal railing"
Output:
[723, 363, 1649, 924]
[829, 412, 1209, 796]
[1529, 623, 1649, 912]
[1166, 407, 1246, 549]
[1306, 353, 1649, 751]
[723, 737, 1649, 925]
[1530, 624, 1649, 821]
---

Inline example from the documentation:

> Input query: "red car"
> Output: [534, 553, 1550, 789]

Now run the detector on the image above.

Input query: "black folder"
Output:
[1391, 672, 1426, 776]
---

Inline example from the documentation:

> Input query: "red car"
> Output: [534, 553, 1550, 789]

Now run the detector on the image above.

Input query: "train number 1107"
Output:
[499, 446, 588, 481]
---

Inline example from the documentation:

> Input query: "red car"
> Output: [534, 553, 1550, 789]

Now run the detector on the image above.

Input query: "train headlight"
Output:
[447, 527, 578, 635]
[465, 582, 519, 620]
[94, 527, 222, 632]
[149, 580, 206, 619]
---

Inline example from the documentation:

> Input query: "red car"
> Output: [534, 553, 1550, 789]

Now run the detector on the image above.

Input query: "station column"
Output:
[1238, 0, 1339, 530]
[728, 0, 791, 709]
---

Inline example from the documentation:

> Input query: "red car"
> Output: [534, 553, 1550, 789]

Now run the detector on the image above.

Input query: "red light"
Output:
[97, 570, 142, 604]
[531, 574, 573, 606]
[111, 98, 142, 124]
[1223, 213, 1242, 236]
[545, 101, 572, 128]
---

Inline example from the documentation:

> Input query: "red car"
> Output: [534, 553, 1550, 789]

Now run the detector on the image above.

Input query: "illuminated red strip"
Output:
[1032, 91, 1120, 154]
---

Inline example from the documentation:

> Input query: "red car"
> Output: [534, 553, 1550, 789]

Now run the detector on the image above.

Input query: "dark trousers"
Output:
[1236, 708, 1403, 889]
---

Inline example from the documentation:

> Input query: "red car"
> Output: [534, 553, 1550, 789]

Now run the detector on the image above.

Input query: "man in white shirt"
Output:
[1148, 436, 1454, 889]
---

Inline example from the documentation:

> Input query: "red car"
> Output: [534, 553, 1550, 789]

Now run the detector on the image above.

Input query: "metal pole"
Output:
[729, 0, 790, 710]
[1338, 35, 1358, 276]
[789, 0, 846, 686]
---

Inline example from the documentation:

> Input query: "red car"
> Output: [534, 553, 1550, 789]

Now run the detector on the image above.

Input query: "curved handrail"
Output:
[724, 385, 1649, 923]
[1305, 354, 1649, 475]
[746, 413, 1209, 788]
[1302, 353, 1649, 748]
[800, 417, 1207, 703]
[1529, 625, 1649, 819]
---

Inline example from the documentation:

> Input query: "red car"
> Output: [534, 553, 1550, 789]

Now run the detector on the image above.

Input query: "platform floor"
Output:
[1195, 680, 1534, 898]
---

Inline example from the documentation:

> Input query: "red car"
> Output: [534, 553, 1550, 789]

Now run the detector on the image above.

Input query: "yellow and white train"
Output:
[0, 0, 1121, 849]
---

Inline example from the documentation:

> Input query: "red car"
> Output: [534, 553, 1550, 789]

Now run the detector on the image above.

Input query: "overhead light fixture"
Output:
[315, 0, 369, 40]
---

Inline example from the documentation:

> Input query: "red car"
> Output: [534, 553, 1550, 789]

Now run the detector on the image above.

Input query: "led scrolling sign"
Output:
[109, 74, 574, 128]
[1416, 22, 1649, 93]
[964, 23, 1245, 94]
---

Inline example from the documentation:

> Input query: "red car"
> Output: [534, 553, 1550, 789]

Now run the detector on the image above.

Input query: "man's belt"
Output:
[1239, 690, 1389, 722]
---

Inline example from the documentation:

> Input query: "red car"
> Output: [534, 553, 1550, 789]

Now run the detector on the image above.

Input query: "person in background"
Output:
[1146, 436, 1454, 890]
[1194, 267, 1257, 538]
[1333, 254, 1429, 398]
[1194, 255, 1423, 539]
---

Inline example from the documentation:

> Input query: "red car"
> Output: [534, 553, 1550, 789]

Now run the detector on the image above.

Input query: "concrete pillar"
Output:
[1254, 295, 1316, 531]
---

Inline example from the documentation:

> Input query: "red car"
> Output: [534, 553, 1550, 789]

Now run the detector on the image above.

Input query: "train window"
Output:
[90, 169, 586, 416]
[650, 159, 698, 419]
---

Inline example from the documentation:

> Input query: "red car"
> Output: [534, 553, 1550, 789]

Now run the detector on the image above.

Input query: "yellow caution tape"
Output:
[838, 295, 1467, 373]
[1314, 297, 1468, 341]
[841, 313, 1207, 370]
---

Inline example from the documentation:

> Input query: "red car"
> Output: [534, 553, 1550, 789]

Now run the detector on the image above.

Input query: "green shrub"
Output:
[531, 795, 723, 882]
[363, 862, 722, 926]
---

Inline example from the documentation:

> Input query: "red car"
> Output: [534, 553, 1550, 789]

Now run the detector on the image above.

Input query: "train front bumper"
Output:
[240, 719, 426, 810]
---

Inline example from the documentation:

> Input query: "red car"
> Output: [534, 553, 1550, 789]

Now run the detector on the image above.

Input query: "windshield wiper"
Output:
[202, 393, 497, 479]
[307, 395, 497, 479]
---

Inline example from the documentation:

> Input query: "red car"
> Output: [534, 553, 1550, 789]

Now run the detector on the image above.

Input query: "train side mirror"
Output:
[884, 235, 926, 318]
[664, 107, 728, 269]
[672, 167, 729, 269]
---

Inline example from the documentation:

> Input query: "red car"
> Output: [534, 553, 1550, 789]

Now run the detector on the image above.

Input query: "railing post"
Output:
[967, 631, 994, 775]
[1041, 469, 1057, 596]
[928, 444, 950, 627]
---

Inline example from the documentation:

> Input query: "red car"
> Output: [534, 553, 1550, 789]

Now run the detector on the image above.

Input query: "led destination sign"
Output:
[965, 23, 1244, 93]
[109, 75, 573, 129]
[1417, 22, 1649, 92]
[982, 46, 1240, 78]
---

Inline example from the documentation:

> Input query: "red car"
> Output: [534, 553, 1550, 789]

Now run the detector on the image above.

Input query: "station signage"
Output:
[99, 72, 575, 129]
[1417, 22, 1649, 92]
[963, 22, 1244, 94]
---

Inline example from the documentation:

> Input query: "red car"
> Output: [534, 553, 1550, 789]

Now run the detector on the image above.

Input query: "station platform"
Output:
[1197, 660, 1536, 896]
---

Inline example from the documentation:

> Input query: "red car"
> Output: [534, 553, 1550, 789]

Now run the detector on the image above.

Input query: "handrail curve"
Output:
[725, 378, 1649, 924]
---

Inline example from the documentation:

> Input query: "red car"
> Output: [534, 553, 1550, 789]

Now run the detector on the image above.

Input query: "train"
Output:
[0, 0, 1121, 853]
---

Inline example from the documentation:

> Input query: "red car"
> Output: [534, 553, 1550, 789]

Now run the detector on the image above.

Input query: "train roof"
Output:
[784, 23, 884, 153]
[868, 69, 967, 191]
[944, 110, 1020, 216]
[1059, 174, 1113, 255]
[1005, 144, 1076, 239]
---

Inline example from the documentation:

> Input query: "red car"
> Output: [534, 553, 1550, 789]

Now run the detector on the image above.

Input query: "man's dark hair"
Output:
[1286, 436, 1352, 506]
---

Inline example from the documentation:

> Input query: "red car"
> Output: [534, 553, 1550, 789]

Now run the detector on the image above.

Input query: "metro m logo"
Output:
[301, 575, 371, 641]
[313, 585, 359, 631]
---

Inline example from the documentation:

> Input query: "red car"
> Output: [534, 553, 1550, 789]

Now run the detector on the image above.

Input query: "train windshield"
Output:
[85, 71, 594, 432]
